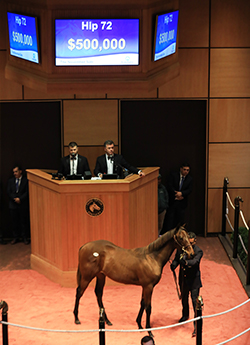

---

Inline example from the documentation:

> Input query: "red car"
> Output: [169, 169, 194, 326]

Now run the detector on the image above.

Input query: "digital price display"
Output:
[55, 19, 139, 66]
[7, 12, 39, 64]
[154, 10, 179, 62]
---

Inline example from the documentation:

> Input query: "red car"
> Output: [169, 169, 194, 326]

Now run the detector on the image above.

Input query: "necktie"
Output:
[15, 179, 19, 192]
[179, 176, 185, 191]
[71, 157, 76, 174]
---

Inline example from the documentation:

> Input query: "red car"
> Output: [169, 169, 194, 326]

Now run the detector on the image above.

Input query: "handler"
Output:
[170, 231, 203, 337]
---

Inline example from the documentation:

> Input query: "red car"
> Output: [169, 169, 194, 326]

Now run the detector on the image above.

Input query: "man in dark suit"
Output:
[58, 141, 90, 178]
[94, 140, 145, 178]
[170, 232, 203, 337]
[166, 163, 192, 231]
[7, 165, 30, 244]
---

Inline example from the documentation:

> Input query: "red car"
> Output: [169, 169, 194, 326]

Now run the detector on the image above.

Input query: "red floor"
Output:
[0, 237, 250, 345]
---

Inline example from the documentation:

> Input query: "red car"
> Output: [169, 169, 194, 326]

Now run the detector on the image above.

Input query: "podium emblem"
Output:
[86, 198, 104, 216]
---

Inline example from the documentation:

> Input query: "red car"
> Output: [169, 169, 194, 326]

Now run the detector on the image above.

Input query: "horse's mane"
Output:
[144, 228, 176, 254]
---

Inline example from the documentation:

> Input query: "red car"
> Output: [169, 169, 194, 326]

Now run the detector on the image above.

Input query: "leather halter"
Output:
[173, 232, 192, 254]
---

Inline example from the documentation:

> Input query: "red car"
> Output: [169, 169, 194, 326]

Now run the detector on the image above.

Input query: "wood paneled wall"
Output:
[1, 0, 250, 235]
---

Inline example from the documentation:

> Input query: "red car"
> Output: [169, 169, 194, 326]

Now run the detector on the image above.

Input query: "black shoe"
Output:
[11, 238, 19, 245]
[192, 330, 196, 337]
[179, 316, 189, 323]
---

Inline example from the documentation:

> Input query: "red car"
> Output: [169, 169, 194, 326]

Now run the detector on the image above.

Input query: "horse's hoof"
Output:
[106, 320, 113, 326]
[75, 320, 81, 325]
[148, 331, 154, 338]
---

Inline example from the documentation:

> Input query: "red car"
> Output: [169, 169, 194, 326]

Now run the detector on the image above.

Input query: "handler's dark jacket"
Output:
[171, 244, 203, 290]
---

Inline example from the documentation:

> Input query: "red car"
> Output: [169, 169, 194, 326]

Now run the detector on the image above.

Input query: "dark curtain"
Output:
[121, 100, 206, 236]
[0, 101, 61, 238]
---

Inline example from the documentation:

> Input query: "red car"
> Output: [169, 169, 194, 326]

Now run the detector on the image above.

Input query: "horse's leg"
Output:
[73, 285, 84, 324]
[143, 286, 154, 337]
[136, 294, 145, 330]
[73, 269, 91, 324]
[95, 273, 112, 326]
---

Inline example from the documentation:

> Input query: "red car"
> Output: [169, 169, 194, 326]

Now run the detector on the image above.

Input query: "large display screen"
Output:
[153, 10, 179, 62]
[55, 19, 139, 66]
[7, 12, 40, 64]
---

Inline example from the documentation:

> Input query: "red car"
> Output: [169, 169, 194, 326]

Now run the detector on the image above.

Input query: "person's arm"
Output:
[180, 247, 203, 267]
[7, 179, 16, 200]
[18, 178, 28, 203]
[94, 157, 103, 177]
[119, 155, 145, 176]
[83, 158, 90, 172]
[180, 176, 193, 198]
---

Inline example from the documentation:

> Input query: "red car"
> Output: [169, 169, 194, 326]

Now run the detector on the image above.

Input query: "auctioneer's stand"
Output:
[26, 167, 159, 287]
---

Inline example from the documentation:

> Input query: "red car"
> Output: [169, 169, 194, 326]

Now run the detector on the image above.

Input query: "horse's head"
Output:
[173, 225, 194, 258]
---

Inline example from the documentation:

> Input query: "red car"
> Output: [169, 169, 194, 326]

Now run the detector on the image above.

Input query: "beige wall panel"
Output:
[210, 49, 250, 98]
[209, 143, 250, 188]
[211, 0, 250, 47]
[209, 99, 250, 143]
[106, 88, 157, 99]
[0, 52, 22, 100]
[159, 49, 208, 98]
[179, 0, 209, 47]
[0, 0, 7, 50]
[24, 87, 75, 100]
[63, 145, 115, 175]
[75, 92, 108, 99]
[63, 100, 118, 146]
[207, 189, 222, 233]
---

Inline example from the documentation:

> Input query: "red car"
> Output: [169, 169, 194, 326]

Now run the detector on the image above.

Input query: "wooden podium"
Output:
[27, 167, 159, 287]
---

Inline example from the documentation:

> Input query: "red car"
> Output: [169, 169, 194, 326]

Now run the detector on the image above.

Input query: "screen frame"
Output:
[7, 11, 41, 65]
[153, 10, 179, 62]
[54, 18, 140, 67]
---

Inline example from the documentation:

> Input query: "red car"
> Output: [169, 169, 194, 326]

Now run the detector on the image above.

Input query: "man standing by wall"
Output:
[7, 165, 30, 244]
[166, 163, 192, 231]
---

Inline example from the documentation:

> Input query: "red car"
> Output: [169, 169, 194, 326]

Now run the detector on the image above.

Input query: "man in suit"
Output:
[58, 141, 90, 178]
[166, 163, 192, 231]
[7, 165, 30, 244]
[170, 232, 203, 337]
[94, 140, 145, 178]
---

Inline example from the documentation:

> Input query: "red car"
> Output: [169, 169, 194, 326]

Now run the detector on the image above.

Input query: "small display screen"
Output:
[154, 10, 179, 62]
[55, 19, 139, 66]
[7, 12, 40, 64]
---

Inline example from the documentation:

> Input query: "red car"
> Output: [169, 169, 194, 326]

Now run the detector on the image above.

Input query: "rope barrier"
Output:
[215, 327, 250, 345]
[0, 299, 249, 333]
[226, 192, 235, 210]
[225, 215, 234, 232]
[239, 234, 248, 255]
[240, 210, 249, 230]
[226, 192, 249, 231]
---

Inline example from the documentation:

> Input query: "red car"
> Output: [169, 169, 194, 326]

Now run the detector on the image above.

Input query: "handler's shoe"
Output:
[179, 316, 189, 323]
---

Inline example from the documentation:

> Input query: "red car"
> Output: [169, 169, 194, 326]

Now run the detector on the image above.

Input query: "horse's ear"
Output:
[174, 223, 181, 234]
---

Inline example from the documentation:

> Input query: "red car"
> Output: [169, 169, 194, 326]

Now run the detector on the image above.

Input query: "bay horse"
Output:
[73, 225, 194, 335]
